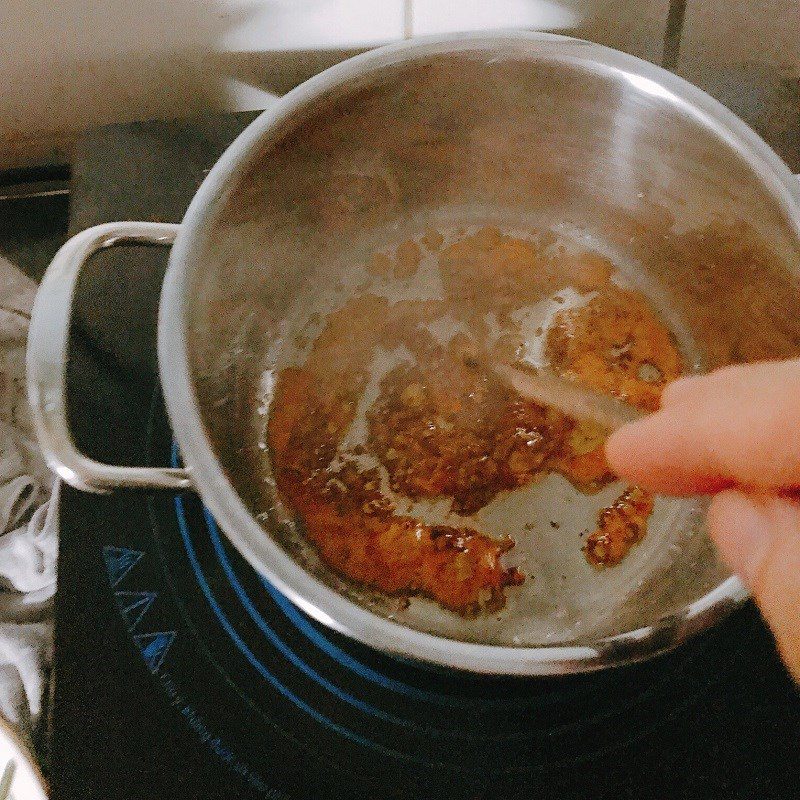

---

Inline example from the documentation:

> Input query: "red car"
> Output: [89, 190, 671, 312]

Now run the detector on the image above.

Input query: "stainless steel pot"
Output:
[28, 32, 800, 674]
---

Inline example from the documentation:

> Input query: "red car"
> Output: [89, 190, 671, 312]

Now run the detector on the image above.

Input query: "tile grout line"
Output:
[662, 0, 687, 70]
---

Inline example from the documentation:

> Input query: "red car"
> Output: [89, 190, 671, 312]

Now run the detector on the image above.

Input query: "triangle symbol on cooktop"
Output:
[102, 546, 144, 588]
[115, 591, 157, 631]
[133, 631, 176, 674]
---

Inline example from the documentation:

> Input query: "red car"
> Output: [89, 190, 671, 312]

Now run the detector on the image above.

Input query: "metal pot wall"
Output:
[27, 32, 800, 674]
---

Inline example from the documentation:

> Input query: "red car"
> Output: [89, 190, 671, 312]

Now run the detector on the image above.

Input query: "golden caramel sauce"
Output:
[268, 227, 683, 612]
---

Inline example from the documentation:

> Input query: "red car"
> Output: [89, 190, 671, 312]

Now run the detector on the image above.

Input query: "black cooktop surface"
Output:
[53, 112, 800, 800]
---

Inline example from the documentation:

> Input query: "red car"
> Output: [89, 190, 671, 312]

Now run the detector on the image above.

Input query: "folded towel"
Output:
[0, 255, 57, 743]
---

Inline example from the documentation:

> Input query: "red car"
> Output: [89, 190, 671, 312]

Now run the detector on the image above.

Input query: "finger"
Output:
[659, 373, 709, 407]
[605, 406, 736, 494]
[606, 360, 800, 494]
[660, 360, 800, 408]
[707, 490, 800, 682]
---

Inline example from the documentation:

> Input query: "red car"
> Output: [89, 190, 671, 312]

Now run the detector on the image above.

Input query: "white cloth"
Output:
[0, 255, 58, 741]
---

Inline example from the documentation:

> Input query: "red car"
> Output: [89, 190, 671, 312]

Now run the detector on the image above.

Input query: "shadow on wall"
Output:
[207, 0, 670, 110]
[676, 61, 800, 173]
[0, 0, 259, 168]
[0, 0, 415, 168]
[0, 0, 673, 169]
[212, 48, 366, 98]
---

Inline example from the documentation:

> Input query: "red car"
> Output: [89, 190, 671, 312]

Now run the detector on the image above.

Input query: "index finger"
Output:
[605, 359, 800, 495]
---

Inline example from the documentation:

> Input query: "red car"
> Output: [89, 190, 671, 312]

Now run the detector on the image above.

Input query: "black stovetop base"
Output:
[55, 371, 800, 799]
[53, 112, 800, 800]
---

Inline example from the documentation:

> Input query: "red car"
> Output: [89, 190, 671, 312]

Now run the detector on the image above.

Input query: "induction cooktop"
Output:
[51, 112, 800, 800]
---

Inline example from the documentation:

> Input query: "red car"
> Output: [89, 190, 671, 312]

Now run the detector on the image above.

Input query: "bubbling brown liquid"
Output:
[267, 226, 683, 614]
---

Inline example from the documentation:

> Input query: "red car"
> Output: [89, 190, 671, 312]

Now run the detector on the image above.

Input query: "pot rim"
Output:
[158, 30, 798, 675]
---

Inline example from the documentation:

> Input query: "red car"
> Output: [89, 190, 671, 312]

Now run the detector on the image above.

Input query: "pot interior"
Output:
[178, 39, 800, 648]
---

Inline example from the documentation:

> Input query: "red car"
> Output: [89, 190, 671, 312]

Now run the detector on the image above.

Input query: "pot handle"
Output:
[27, 221, 193, 493]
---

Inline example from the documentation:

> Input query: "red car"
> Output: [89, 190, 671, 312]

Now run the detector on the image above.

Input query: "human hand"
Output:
[606, 359, 800, 681]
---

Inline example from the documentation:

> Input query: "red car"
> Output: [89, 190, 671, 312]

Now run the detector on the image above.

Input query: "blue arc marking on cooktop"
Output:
[203, 512, 513, 710]
[198, 509, 470, 738]
[170, 449, 513, 713]
[260, 572, 474, 705]
[259, 576, 526, 709]
[173, 491, 425, 761]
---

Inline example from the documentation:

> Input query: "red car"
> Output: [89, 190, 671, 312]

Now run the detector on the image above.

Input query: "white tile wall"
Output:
[1, 0, 798, 169]
[0, 0, 407, 169]
[411, 1, 669, 63]
[220, 0, 404, 52]
[412, 0, 580, 36]
[569, 0, 670, 65]
[679, 0, 800, 70]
